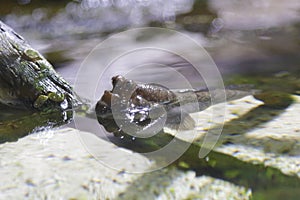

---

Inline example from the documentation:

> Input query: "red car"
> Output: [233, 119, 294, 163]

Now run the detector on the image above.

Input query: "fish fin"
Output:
[225, 85, 260, 99]
[146, 83, 170, 90]
[209, 88, 260, 104]
[165, 112, 195, 130]
[224, 89, 259, 102]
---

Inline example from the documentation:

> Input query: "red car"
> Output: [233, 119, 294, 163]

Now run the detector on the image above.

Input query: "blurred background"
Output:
[1, 2, 300, 199]
[1, 0, 300, 86]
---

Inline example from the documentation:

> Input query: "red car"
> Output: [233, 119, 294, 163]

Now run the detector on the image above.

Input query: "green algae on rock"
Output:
[254, 91, 294, 109]
[0, 20, 78, 111]
[0, 21, 79, 142]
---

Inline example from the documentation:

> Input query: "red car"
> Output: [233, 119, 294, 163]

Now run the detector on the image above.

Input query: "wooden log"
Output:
[0, 20, 78, 110]
[0, 21, 78, 142]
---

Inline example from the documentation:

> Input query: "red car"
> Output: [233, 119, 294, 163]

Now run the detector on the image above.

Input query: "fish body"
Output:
[96, 75, 257, 134]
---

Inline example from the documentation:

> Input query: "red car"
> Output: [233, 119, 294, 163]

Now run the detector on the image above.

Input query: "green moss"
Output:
[254, 91, 294, 109]
[253, 187, 300, 200]
[184, 194, 202, 200]
[37, 60, 53, 71]
[207, 158, 217, 167]
[224, 170, 240, 179]
[169, 187, 176, 195]
[226, 73, 300, 94]
[48, 92, 65, 102]
[178, 161, 190, 169]
[33, 95, 49, 108]
[24, 49, 41, 61]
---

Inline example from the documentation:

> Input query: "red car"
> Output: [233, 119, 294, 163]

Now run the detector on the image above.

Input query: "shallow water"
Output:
[1, 0, 300, 132]
[1, 0, 300, 199]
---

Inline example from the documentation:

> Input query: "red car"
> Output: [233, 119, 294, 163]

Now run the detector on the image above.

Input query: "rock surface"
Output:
[0, 128, 250, 200]
[168, 95, 300, 177]
[1, 95, 300, 199]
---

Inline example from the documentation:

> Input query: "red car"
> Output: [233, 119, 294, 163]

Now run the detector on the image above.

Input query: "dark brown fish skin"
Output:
[96, 75, 257, 134]
[111, 75, 255, 111]
[111, 75, 177, 104]
[135, 84, 177, 103]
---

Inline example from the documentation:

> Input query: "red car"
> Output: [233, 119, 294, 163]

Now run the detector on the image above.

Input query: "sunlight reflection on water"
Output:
[209, 0, 300, 30]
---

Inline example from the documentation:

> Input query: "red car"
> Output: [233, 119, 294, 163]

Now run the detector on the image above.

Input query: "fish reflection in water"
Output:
[95, 75, 257, 137]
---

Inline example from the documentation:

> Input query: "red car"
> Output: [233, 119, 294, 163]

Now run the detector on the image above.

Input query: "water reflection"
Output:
[0, 0, 299, 92]
[0, 0, 299, 80]
[209, 0, 300, 30]
[0, 1, 300, 128]
[207, 0, 300, 75]
[1, 1, 300, 198]
[3, 0, 195, 38]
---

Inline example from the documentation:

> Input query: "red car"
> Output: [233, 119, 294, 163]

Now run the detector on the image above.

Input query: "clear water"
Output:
[1, 0, 300, 199]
